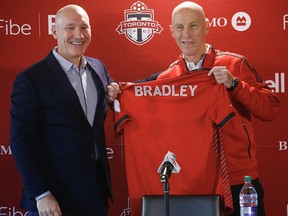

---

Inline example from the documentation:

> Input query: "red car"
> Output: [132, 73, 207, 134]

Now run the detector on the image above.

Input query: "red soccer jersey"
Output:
[114, 71, 235, 215]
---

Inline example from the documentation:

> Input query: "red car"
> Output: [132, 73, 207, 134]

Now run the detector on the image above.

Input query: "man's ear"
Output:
[52, 25, 57, 39]
[204, 18, 210, 35]
[169, 25, 175, 39]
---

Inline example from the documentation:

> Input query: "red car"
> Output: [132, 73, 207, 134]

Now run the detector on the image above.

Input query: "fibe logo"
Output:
[106, 147, 114, 160]
[0, 206, 28, 216]
[0, 14, 56, 37]
[0, 19, 31, 36]
[265, 73, 285, 93]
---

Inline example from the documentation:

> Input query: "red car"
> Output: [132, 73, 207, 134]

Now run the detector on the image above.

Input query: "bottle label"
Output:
[240, 206, 257, 216]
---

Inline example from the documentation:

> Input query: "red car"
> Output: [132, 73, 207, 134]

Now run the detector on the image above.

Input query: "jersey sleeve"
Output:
[113, 83, 132, 136]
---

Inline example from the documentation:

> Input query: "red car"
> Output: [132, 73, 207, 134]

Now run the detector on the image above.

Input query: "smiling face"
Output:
[52, 5, 91, 66]
[170, 2, 209, 63]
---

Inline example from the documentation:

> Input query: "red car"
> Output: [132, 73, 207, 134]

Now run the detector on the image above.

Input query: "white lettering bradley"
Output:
[134, 85, 198, 97]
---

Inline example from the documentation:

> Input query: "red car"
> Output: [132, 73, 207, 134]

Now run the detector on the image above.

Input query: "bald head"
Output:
[55, 4, 90, 27]
[172, 1, 206, 24]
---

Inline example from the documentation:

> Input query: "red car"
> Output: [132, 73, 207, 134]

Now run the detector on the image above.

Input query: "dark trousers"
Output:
[230, 178, 265, 216]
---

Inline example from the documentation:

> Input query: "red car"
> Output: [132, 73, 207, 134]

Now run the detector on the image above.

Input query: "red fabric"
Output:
[161, 47, 280, 185]
[114, 72, 235, 215]
[206, 47, 280, 184]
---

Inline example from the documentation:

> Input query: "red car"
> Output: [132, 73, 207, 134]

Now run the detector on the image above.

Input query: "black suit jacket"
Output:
[10, 51, 113, 213]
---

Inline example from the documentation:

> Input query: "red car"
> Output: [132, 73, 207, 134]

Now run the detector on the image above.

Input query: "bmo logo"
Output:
[231, 12, 251, 32]
[0, 19, 31, 36]
[0, 145, 11, 155]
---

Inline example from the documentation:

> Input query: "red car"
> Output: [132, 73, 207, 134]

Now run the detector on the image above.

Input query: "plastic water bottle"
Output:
[239, 176, 258, 216]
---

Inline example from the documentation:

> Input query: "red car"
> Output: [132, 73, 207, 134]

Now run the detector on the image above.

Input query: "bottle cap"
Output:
[244, 176, 252, 183]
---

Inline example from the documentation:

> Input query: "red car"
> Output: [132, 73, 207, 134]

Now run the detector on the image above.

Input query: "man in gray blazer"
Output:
[10, 4, 115, 216]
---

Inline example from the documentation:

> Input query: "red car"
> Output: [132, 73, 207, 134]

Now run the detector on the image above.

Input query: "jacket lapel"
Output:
[45, 52, 88, 123]
[87, 62, 106, 128]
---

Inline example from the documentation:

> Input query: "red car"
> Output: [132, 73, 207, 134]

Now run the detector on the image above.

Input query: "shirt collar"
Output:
[52, 47, 87, 73]
[184, 44, 211, 71]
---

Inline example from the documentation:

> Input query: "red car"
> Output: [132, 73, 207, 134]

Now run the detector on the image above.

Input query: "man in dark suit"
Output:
[10, 4, 116, 216]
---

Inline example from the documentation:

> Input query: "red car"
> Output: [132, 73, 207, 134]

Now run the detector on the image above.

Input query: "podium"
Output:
[141, 194, 222, 216]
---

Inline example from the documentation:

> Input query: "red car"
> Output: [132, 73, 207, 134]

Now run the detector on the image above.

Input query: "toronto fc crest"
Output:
[116, 1, 163, 46]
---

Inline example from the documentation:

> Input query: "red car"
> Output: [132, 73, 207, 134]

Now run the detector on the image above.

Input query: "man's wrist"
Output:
[35, 191, 51, 201]
[227, 77, 239, 91]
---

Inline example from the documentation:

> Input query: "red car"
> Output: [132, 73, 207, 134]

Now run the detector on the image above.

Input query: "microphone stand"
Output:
[160, 175, 170, 216]
[163, 180, 170, 216]
[158, 153, 180, 216]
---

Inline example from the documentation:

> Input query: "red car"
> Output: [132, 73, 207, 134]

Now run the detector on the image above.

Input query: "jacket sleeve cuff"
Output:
[35, 191, 51, 201]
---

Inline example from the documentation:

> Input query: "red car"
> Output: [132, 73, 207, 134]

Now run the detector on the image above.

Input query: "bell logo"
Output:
[265, 73, 285, 93]
[231, 12, 251, 31]
[283, 14, 288, 30]
[279, 141, 287, 151]
[48, 15, 56, 35]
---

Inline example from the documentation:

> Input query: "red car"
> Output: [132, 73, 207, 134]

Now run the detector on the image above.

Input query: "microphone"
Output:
[157, 151, 181, 183]
[160, 161, 173, 183]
